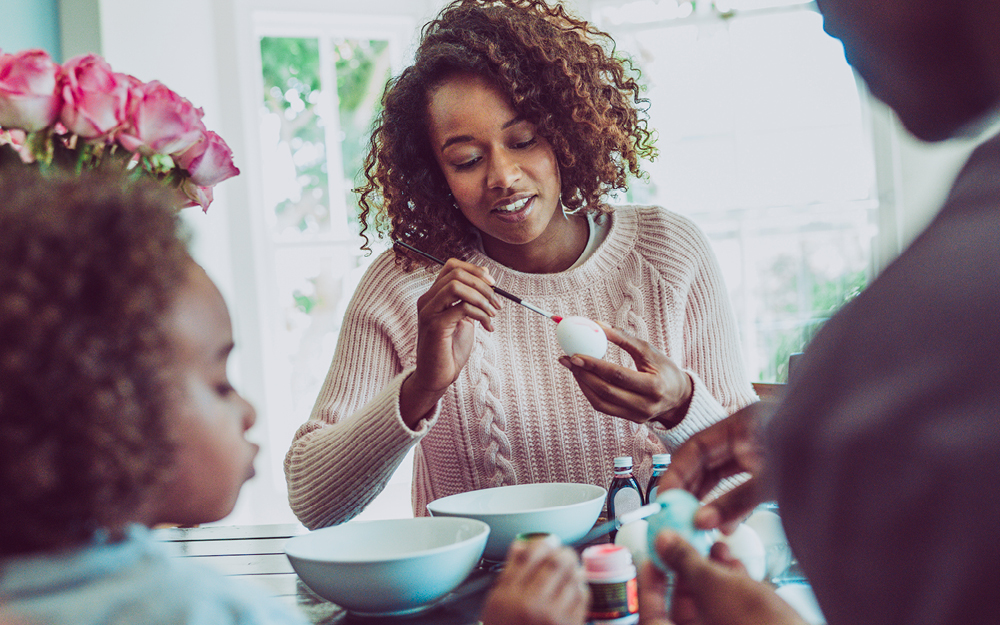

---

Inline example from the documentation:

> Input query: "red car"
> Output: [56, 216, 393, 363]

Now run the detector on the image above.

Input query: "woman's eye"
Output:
[513, 137, 537, 149]
[453, 156, 481, 171]
[215, 382, 235, 397]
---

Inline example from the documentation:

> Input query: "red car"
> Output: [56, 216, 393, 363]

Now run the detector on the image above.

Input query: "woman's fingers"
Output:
[420, 262, 501, 319]
[598, 322, 678, 376]
[559, 355, 689, 425]
[562, 363, 644, 414]
[558, 323, 692, 426]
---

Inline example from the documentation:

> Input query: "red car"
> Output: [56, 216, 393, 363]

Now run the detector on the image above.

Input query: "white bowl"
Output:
[426, 482, 607, 561]
[284, 517, 490, 616]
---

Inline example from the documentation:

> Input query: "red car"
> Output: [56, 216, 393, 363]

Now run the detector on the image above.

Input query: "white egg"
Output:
[556, 316, 607, 359]
[717, 523, 767, 582]
[614, 519, 650, 564]
[745, 509, 792, 579]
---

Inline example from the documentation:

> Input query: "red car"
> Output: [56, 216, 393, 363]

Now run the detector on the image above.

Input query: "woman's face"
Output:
[427, 73, 567, 259]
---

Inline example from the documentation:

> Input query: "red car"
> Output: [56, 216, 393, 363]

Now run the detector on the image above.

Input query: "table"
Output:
[154, 522, 821, 625]
[153, 523, 498, 624]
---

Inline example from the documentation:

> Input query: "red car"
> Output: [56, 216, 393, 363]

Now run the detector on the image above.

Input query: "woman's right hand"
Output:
[400, 258, 502, 427]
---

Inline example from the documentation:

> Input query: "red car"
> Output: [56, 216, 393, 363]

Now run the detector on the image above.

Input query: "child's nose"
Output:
[239, 395, 257, 431]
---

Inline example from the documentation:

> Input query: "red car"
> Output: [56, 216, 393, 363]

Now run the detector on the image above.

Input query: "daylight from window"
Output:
[594, 0, 876, 381]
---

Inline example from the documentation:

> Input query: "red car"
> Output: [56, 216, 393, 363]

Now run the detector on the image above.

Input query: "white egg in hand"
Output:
[556, 316, 607, 359]
[717, 523, 767, 582]
[614, 519, 650, 564]
[745, 509, 792, 579]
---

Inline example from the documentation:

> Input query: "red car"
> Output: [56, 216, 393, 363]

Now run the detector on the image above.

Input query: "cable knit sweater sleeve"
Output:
[633, 206, 758, 448]
[283, 251, 434, 529]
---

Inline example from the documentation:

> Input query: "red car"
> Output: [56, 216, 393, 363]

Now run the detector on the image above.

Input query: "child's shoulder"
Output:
[0, 526, 308, 625]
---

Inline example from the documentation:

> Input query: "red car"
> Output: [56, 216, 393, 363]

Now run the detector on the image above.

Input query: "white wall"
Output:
[55, 0, 985, 526]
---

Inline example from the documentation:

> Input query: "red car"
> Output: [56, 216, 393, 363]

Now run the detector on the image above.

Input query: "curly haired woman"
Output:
[285, 0, 757, 529]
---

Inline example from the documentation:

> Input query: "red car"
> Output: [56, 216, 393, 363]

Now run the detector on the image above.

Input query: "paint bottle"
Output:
[607, 456, 643, 541]
[582, 544, 639, 625]
[645, 453, 671, 504]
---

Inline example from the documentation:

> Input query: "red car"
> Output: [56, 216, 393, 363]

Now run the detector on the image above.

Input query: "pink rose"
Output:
[118, 80, 205, 156]
[0, 127, 31, 163]
[175, 130, 240, 187]
[58, 54, 131, 138]
[180, 178, 214, 212]
[0, 49, 61, 131]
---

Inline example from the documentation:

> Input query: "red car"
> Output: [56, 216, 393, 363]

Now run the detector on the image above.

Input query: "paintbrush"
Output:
[570, 501, 665, 547]
[393, 238, 563, 323]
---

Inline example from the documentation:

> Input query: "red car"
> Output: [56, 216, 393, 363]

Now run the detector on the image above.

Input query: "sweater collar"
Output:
[464, 205, 640, 299]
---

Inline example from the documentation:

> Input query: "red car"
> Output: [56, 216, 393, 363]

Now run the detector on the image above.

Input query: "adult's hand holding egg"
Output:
[555, 316, 607, 358]
[557, 322, 693, 428]
[639, 490, 812, 625]
[646, 489, 714, 571]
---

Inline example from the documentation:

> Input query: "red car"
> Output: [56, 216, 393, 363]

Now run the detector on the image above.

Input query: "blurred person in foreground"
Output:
[642, 1, 1000, 624]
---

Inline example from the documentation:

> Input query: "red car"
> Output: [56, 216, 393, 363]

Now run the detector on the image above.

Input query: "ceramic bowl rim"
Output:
[426, 482, 607, 517]
[284, 517, 490, 564]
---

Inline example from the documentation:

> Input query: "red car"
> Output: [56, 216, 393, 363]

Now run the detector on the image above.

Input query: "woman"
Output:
[284, 0, 756, 529]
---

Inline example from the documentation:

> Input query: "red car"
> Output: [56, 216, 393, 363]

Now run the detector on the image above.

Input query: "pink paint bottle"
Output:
[582, 544, 639, 625]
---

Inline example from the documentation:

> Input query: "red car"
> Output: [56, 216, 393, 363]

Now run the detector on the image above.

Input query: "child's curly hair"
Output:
[0, 166, 191, 555]
[357, 0, 657, 269]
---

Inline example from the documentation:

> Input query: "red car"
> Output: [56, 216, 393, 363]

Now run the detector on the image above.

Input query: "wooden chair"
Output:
[752, 382, 786, 403]
[751, 352, 803, 403]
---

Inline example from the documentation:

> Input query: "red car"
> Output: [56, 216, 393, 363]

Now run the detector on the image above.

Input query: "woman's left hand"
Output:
[558, 322, 692, 428]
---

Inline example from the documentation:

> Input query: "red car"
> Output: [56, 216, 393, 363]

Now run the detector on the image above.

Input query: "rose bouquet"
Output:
[0, 48, 239, 211]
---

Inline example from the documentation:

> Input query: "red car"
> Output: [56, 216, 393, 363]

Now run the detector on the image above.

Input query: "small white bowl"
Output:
[426, 482, 607, 561]
[284, 517, 489, 616]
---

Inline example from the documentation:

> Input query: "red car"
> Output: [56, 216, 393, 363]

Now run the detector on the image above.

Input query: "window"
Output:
[593, 0, 879, 381]
[242, 11, 417, 522]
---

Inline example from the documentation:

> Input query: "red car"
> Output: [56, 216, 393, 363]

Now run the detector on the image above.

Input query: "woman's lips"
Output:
[492, 196, 534, 223]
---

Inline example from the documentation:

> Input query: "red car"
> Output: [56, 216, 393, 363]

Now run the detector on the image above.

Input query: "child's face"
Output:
[153, 263, 259, 525]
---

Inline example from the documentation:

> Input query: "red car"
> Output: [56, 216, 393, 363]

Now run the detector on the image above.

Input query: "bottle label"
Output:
[612, 487, 642, 518]
[587, 578, 639, 620]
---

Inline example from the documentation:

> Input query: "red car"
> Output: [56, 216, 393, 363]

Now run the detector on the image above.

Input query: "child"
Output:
[0, 166, 587, 625]
[0, 167, 307, 624]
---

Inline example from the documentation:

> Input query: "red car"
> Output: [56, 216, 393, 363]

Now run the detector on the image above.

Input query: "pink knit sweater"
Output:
[284, 205, 757, 529]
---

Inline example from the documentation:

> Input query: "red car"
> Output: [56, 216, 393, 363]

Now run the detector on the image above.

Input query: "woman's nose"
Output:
[487, 150, 521, 189]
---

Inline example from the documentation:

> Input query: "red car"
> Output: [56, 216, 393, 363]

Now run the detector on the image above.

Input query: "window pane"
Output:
[259, 36, 333, 239]
[331, 38, 392, 235]
[601, 5, 877, 381]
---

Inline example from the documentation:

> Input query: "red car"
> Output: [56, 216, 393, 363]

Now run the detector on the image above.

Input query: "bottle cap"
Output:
[651, 453, 671, 465]
[582, 544, 634, 574]
[613, 456, 633, 468]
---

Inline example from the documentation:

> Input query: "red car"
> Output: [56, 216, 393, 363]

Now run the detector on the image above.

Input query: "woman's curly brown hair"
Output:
[0, 166, 191, 556]
[357, 0, 657, 269]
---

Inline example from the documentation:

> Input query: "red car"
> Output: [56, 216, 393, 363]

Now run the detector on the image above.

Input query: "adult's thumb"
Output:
[652, 529, 712, 586]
